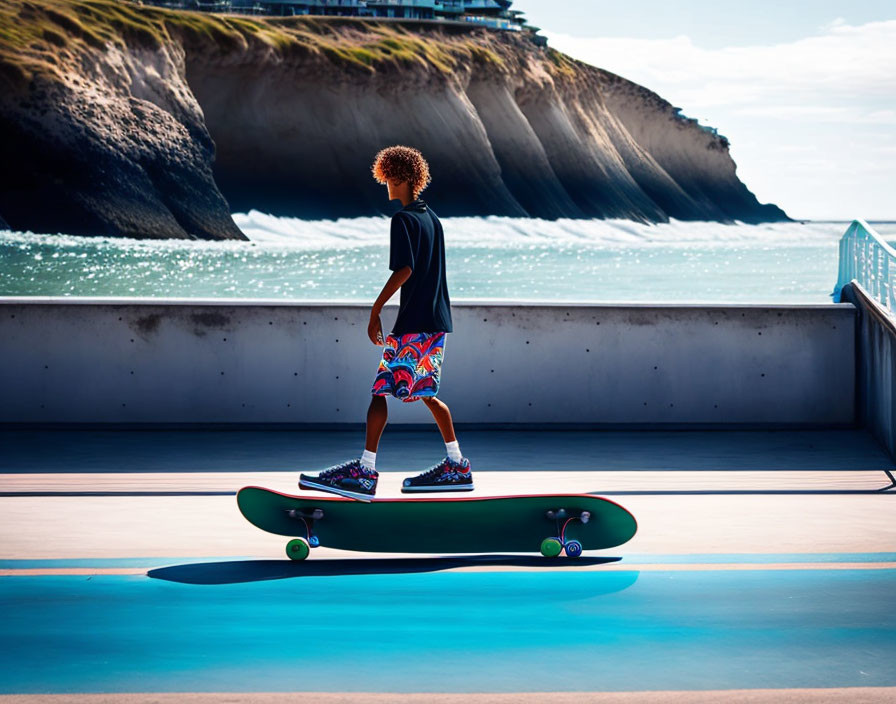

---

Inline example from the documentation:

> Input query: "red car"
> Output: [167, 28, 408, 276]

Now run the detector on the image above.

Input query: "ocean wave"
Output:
[233, 211, 852, 250]
[0, 214, 866, 302]
[0, 214, 869, 252]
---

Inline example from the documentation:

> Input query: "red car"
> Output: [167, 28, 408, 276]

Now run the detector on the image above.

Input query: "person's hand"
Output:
[368, 314, 384, 346]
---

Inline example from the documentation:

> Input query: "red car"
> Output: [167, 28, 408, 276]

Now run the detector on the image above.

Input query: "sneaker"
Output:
[299, 459, 378, 501]
[402, 457, 474, 493]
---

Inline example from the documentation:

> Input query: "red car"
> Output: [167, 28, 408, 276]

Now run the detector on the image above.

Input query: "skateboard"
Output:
[237, 486, 638, 561]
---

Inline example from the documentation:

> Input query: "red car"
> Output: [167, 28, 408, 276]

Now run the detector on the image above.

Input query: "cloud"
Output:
[732, 105, 896, 125]
[542, 20, 896, 218]
[544, 20, 896, 121]
[859, 109, 896, 124]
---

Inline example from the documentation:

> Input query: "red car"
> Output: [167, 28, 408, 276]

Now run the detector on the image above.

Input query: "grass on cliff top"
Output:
[545, 45, 579, 78]
[0, 0, 512, 87]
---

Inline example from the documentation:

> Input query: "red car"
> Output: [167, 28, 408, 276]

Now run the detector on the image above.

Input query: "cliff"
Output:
[0, 0, 788, 240]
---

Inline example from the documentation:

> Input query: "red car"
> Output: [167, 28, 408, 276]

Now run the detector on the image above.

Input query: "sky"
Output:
[511, 0, 896, 220]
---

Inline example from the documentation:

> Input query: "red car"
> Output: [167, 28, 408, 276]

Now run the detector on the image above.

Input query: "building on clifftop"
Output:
[131, 0, 546, 44]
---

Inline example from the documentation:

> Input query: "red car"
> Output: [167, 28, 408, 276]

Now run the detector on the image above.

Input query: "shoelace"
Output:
[416, 462, 450, 480]
[319, 460, 357, 479]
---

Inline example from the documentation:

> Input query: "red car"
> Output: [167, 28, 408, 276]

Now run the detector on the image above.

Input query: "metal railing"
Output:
[833, 219, 896, 312]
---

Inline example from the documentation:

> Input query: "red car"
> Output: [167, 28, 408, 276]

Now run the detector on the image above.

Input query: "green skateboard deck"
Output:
[237, 486, 637, 560]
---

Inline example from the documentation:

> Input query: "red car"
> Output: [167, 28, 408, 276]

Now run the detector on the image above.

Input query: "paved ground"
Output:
[1, 429, 894, 700]
[1, 469, 894, 560]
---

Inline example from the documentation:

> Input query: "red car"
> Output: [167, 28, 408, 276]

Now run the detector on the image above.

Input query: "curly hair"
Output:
[371, 145, 431, 199]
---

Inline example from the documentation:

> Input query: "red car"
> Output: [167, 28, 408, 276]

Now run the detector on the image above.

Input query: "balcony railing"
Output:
[833, 219, 896, 313]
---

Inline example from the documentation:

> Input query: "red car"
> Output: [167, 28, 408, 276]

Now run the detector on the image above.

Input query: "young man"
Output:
[299, 145, 473, 501]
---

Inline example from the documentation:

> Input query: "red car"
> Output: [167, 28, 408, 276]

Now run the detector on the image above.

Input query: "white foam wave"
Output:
[233, 210, 852, 250]
[3, 215, 885, 254]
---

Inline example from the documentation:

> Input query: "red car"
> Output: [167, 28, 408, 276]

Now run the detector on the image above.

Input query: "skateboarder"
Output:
[300, 145, 473, 501]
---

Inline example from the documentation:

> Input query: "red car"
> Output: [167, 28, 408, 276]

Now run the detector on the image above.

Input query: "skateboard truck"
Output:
[542, 508, 592, 558]
[286, 508, 323, 549]
[289, 508, 324, 521]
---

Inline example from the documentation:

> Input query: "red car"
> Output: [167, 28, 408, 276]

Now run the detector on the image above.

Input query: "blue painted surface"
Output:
[1, 568, 895, 693]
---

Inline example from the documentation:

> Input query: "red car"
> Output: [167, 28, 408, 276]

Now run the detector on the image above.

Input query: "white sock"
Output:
[445, 440, 462, 463]
[360, 449, 376, 471]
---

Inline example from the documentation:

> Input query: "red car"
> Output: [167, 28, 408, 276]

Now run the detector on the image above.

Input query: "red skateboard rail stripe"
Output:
[239, 485, 636, 514]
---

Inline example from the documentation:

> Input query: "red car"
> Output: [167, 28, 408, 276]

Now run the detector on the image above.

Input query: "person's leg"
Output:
[400, 395, 470, 492]
[422, 396, 456, 443]
[298, 395, 385, 500]
[365, 394, 388, 453]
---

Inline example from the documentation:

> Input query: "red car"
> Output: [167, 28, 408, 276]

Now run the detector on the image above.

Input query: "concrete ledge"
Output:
[0, 298, 856, 425]
[840, 282, 896, 460]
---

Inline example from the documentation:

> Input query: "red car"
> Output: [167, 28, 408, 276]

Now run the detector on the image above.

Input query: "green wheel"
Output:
[286, 538, 310, 561]
[540, 537, 563, 558]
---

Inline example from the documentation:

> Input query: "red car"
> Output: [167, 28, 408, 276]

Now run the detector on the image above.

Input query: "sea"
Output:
[1, 215, 893, 304]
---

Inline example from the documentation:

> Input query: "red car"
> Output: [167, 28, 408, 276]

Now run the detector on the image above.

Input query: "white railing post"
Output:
[880, 256, 893, 313]
[890, 258, 896, 312]
[873, 243, 881, 300]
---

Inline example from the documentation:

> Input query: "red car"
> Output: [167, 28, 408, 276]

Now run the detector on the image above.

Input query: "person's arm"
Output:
[368, 266, 412, 345]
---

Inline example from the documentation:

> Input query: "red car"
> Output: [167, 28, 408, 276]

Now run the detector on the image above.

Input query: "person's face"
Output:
[386, 178, 410, 202]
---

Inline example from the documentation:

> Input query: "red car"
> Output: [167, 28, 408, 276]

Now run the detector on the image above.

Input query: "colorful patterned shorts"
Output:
[371, 331, 446, 403]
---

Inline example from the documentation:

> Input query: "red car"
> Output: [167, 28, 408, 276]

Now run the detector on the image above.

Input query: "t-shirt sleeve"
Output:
[389, 213, 415, 272]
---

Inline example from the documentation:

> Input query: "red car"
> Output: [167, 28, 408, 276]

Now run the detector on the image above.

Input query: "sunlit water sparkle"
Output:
[2, 213, 892, 303]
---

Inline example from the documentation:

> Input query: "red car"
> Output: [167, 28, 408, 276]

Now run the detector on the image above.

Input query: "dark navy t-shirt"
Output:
[388, 197, 453, 336]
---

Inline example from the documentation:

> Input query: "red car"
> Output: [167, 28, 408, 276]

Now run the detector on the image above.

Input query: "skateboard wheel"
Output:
[540, 537, 563, 558]
[308, 535, 320, 548]
[286, 538, 310, 561]
[565, 540, 583, 558]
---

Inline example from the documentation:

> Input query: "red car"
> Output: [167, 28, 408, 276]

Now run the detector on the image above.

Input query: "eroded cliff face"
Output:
[0, 1, 787, 239]
[0, 1, 246, 239]
[184, 21, 788, 224]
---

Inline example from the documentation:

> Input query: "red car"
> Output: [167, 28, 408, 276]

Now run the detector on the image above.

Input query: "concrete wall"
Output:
[840, 282, 896, 459]
[0, 297, 856, 427]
